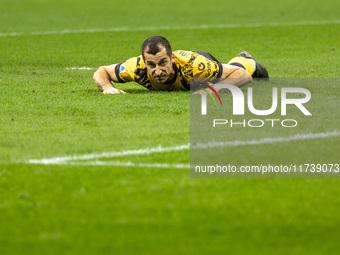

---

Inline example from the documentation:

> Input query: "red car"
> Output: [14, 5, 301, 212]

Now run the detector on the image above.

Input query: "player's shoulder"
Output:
[117, 55, 149, 84]
[173, 50, 202, 68]
[122, 55, 145, 68]
[174, 50, 196, 59]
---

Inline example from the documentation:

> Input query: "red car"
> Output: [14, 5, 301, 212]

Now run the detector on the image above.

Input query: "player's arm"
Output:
[192, 53, 252, 93]
[193, 63, 252, 94]
[93, 64, 127, 94]
[219, 63, 252, 88]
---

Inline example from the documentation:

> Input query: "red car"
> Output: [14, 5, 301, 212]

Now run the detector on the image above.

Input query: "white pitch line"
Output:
[67, 160, 190, 169]
[192, 130, 340, 149]
[1, 20, 339, 37]
[26, 130, 340, 166]
[66, 67, 96, 70]
[27, 144, 190, 165]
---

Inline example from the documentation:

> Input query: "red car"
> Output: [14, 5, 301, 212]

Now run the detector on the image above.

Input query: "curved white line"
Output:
[26, 130, 340, 165]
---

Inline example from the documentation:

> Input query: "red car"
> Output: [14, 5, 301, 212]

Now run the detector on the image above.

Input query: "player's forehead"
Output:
[144, 47, 169, 63]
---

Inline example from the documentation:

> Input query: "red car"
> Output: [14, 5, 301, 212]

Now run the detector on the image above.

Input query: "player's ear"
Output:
[171, 52, 175, 63]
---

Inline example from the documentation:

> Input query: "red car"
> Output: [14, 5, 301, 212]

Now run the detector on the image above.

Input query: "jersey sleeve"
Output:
[193, 54, 222, 80]
[114, 56, 143, 83]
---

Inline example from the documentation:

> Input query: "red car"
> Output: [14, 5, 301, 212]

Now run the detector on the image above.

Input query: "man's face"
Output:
[144, 47, 175, 84]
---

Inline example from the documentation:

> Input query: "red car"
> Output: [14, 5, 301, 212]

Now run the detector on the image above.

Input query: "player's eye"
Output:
[159, 61, 166, 66]
[148, 63, 155, 68]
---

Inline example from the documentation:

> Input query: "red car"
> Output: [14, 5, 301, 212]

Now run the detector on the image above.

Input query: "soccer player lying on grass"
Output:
[93, 36, 269, 94]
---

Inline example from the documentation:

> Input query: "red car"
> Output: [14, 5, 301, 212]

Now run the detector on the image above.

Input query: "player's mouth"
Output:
[155, 75, 167, 81]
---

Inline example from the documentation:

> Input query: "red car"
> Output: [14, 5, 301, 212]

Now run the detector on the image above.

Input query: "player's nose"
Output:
[154, 66, 162, 75]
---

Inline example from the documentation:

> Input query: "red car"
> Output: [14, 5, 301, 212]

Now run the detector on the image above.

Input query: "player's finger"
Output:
[103, 89, 127, 94]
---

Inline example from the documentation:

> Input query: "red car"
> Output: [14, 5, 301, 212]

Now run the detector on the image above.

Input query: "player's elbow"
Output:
[92, 66, 108, 92]
[236, 67, 252, 80]
[231, 67, 253, 86]
[93, 66, 104, 82]
[244, 70, 252, 80]
[222, 65, 252, 81]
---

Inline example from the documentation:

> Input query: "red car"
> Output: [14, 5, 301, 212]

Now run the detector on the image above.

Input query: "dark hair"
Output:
[141, 36, 172, 59]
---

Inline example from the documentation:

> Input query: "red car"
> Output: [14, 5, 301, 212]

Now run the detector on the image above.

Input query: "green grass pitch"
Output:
[0, 0, 340, 254]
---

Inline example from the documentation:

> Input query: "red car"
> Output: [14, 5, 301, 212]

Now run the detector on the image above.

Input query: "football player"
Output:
[93, 36, 269, 94]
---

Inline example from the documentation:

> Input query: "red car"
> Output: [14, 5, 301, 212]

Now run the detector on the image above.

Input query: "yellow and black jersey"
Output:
[114, 50, 223, 91]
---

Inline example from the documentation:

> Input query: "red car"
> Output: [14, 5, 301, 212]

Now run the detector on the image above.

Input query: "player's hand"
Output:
[192, 89, 207, 95]
[103, 88, 127, 94]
